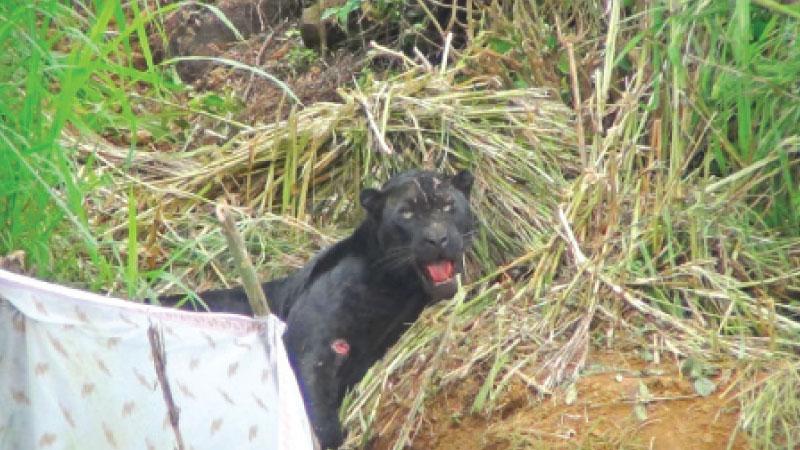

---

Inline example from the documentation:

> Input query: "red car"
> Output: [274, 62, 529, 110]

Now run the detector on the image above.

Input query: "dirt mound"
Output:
[370, 352, 748, 450]
[156, 0, 362, 123]
[185, 21, 362, 124]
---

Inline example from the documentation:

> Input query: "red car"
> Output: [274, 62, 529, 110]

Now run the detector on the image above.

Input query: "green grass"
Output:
[661, 0, 800, 232]
[0, 1, 184, 289]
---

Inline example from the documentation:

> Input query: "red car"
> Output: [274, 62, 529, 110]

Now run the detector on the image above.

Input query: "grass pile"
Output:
[81, 51, 578, 301]
[336, 2, 800, 449]
[342, 22, 799, 450]
[4, 0, 800, 449]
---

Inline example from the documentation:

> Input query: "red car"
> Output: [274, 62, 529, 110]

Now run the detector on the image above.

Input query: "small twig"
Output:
[586, 394, 702, 409]
[440, 32, 453, 75]
[412, 46, 433, 72]
[356, 93, 393, 154]
[244, 29, 276, 100]
[446, 0, 458, 34]
[413, 0, 445, 37]
[554, 17, 587, 167]
[513, 369, 552, 395]
[558, 206, 587, 265]
[369, 41, 417, 68]
[215, 204, 271, 316]
[148, 325, 186, 450]
[520, 428, 574, 441]
[257, 0, 267, 32]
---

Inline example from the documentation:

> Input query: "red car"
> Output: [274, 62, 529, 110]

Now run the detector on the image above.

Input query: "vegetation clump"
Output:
[1, 0, 799, 448]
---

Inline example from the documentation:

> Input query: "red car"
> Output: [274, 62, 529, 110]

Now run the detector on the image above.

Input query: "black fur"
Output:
[159, 169, 475, 448]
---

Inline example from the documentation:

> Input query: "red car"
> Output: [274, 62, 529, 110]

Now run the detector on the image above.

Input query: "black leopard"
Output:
[160, 169, 475, 448]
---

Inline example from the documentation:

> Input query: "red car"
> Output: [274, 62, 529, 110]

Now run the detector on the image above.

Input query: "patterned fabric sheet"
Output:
[0, 269, 315, 450]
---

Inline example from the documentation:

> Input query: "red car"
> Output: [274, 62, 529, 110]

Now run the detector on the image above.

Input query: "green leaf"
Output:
[680, 357, 708, 379]
[512, 76, 529, 89]
[488, 37, 514, 55]
[162, 56, 301, 104]
[471, 352, 509, 413]
[693, 377, 716, 397]
[327, 0, 361, 25]
[556, 53, 570, 75]
[546, 33, 557, 50]
[321, 7, 338, 20]
[200, 94, 226, 112]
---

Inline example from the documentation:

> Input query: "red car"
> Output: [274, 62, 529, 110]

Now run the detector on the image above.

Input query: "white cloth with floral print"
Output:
[0, 269, 315, 450]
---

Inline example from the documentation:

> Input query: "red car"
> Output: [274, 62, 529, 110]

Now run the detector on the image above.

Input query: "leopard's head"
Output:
[360, 169, 475, 300]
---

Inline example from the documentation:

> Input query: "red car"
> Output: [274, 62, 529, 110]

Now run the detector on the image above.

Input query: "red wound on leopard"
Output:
[331, 339, 350, 356]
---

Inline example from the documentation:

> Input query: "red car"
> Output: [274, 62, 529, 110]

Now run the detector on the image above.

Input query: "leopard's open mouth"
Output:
[423, 259, 455, 285]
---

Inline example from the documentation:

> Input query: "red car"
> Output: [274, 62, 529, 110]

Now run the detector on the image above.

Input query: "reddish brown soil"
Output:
[370, 352, 748, 450]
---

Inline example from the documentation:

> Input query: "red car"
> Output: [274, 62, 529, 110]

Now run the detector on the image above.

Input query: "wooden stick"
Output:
[216, 206, 318, 446]
[148, 325, 186, 450]
[215, 204, 270, 316]
[555, 17, 587, 168]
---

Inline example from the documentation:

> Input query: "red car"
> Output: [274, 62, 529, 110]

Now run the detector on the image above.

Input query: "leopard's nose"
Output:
[423, 224, 448, 248]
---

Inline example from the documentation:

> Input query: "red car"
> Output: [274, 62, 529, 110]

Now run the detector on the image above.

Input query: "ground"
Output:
[369, 351, 748, 450]
[151, 0, 363, 124]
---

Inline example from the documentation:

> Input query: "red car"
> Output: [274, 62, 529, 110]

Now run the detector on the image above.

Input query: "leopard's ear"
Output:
[451, 170, 474, 197]
[360, 188, 386, 219]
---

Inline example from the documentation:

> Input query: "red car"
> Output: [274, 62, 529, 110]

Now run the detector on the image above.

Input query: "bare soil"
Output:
[191, 27, 361, 124]
[151, 0, 362, 124]
[369, 351, 748, 450]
